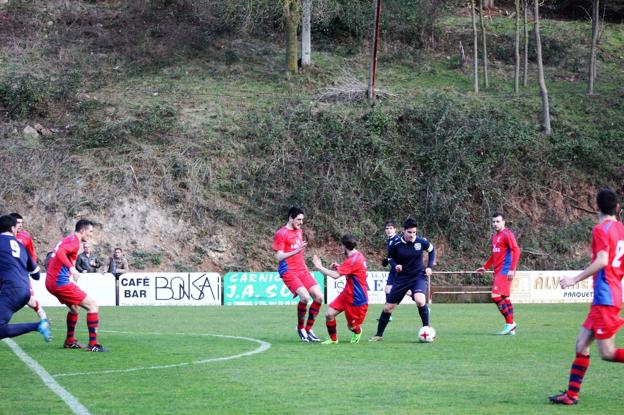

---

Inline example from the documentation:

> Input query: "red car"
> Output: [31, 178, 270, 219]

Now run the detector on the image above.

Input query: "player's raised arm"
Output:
[560, 250, 609, 289]
[312, 255, 341, 280]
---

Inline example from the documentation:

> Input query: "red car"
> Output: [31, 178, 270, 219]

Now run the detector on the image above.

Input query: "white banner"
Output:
[510, 270, 592, 304]
[326, 272, 412, 305]
[118, 272, 221, 306]
[31, 273, 117, 307]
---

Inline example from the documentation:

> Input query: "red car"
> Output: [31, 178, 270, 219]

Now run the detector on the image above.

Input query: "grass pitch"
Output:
[1, 303, 623, 414]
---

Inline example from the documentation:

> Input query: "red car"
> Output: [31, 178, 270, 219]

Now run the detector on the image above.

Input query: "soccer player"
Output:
[273, 207, 323, 342]
[46, 219, 109, 352]
[382, 221, 402, 298]
[0, 214, 51, 342]
[476, 212, 521, 335]
[370, 218, 435, 341]
[9, 213, 47, 321]
[549, 188, 624, 405]
[312, 234, 368, 344]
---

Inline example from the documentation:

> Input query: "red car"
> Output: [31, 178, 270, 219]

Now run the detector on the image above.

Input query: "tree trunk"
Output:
[470, 0, 479, 94]
[523, 0, 529, 87]
[534, 0, 551, 135]
[283, 0, 301, 77]
[301, 0, 311, 67]
[588, 0, 599, 95]
[479, 0, 489, 89]
[368, 0, 382, 104]
[483, 0, 494, 8]
[514, 0, 521, 95]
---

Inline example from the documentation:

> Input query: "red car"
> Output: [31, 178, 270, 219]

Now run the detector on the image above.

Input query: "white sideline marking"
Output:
[3, 338, 92, 415]
[54, 331, 272, 378]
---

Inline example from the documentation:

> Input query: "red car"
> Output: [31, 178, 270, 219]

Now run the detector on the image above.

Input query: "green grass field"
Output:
[1, 303, 623, 414]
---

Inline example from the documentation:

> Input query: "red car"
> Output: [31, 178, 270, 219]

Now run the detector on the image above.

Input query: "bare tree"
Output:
[368, 0, 382, 103]
[470, 0, 479, 94]
[301, 0, 312, 67]
[483, 0, 494, 8]
[479, 0, 489, 89]
[514, 0, 521, 95]
[534, 0, 551, 135]
[283, 0, 301, 77]
[523, 0, 529, 87]
[588, 0, 600, 95]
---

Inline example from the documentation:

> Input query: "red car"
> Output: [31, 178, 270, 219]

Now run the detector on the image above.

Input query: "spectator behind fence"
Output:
[108, 247, 129, 277]
[76, 242, 101, 273]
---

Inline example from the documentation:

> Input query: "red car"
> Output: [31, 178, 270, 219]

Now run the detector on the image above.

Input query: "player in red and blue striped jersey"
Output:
[477, 212, 521, 335]
[273, 207, 323, 342]
[10, 213, 47, 322]
[0, 214, 51, 342]
[46, 219, 109, 352]
[313, 234, 368, 344]
[550, 188, 624, 405]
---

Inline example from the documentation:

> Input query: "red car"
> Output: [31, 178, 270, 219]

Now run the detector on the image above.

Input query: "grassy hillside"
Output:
[1, 1, 623, 275]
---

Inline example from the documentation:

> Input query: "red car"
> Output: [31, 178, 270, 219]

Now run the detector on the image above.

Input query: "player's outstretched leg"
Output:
[370, 310, 391, 342]
[37, 319, 52, 342]
[349, 326, 362, 344]
[28, 296, 47, 320]
[549, 352, 589, 405]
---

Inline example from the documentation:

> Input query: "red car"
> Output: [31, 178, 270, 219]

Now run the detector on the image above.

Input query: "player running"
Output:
[313, 234, 368, 344]
[549, 188, 624, 405]
[476, 212, 521, 335]
[46, 219, 109, 352]
[273, 207, 323, 342]
[370, 218, 435, 341]
[9, 213, 47, 321]
[0, 215, 51, 342]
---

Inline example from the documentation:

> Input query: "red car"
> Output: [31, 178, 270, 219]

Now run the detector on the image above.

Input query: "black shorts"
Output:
[386, 276, 427, 304]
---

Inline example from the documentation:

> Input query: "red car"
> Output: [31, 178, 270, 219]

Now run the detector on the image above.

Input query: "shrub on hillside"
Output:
[238, 94, 546, 253]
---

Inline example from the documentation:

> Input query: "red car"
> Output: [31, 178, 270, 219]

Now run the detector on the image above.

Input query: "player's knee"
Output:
[383, 304, 395, 313]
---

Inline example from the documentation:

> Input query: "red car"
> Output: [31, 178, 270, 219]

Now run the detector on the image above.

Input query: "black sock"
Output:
[418, 305, 429, 326]
[376, 311, 392, 336]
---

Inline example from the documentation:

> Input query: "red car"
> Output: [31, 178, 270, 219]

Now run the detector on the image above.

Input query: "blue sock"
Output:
[376, 311, 392, 336]
[418, 305, 429, 326]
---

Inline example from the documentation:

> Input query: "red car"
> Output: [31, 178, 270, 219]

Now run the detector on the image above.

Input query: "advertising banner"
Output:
[223, 271, 325, 305]
[510, 270, 591, 304]
[31, 273, 117, 307]
[118, 272, 221, 306]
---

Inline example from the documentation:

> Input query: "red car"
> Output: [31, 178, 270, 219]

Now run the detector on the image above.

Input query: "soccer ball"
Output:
[418, 326, 436, 343]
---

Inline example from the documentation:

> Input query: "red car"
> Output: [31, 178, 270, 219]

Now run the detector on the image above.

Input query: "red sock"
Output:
[305, 301, 322, 331]
[613, 349, 624, 363]
[504, 298, 514, 324]
[326, 319, 337, 341]
[297, 301, 307, 330]
[567, 353, 590, 399]
[87, 312, 99, 347]
[66, 312, 79, 344]
[492, 296, 513, 323]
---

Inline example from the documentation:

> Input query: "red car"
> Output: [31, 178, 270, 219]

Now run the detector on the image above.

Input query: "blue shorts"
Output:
[0, 287, 30, 325]
[386, 270, 397, 286]
[386, 276, 427, 304]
